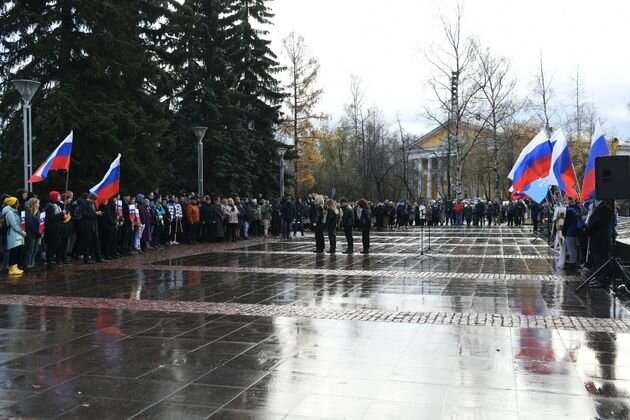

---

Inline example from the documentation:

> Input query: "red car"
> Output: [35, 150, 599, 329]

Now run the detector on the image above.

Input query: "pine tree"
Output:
[224, 0, 284, 197]
[165, 0, 239, 195]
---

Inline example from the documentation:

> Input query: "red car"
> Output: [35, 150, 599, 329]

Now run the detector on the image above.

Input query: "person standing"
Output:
[340, 198, 354, 254]
[454, 199, 464, 226]
[44, 191, 65, 270]
[562, 197, 580, 268]
[358, 198, 371, 254]
[58, 192, 74, 264]
[23, 197, 41, 272]
[294, 198, 305, 237]
[186, 197, 200, 244]
[326, 199, 339, 253]
[312, 195, 325, 253]
[100, 197, 118, 259]
[80, 193, 103, 264]
[261, 200, 271, 238]
[3, 197, 26, 275]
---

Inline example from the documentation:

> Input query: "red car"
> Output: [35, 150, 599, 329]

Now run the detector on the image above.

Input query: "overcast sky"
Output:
[267, 0, 630, 139]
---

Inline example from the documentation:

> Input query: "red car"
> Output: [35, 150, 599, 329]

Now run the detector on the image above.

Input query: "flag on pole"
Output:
[546, 129, 579, 199]
[89, 154, 121, 207]
[581, 123, 610, 202]
[29, 131, 73, 183]
[508, 129, 553, 198]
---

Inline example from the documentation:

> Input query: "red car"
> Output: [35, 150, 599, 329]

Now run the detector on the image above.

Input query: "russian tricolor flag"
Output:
[581, 123, 609, 202]
[547, 129, 579, 200]
[508, 129, 553, 200]
[90, 154, 121, 207]
[29, 131, 73, 183]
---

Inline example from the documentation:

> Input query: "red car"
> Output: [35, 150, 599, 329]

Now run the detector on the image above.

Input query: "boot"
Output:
[8, 265, 23, 276]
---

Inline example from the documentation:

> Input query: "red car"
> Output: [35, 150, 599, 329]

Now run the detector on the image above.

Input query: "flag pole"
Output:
[65, 169, 69, 192]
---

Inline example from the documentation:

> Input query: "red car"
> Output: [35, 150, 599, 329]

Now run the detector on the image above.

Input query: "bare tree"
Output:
[477, 47, 517, 200]
[424, 4, 488, 199]
[529, 54, 555, 132]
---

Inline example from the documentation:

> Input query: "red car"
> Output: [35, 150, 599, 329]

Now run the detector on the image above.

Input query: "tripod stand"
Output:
[575, 241, 630, 293]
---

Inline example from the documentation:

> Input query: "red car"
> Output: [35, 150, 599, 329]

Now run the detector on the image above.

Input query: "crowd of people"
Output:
[0, 186, 620, 294]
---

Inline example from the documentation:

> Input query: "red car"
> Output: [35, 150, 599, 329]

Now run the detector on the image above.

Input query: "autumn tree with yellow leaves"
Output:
[281, 32, 326, 196]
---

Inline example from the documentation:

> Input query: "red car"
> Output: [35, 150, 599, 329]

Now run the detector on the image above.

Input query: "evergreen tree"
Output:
[224, 0, 284, 197]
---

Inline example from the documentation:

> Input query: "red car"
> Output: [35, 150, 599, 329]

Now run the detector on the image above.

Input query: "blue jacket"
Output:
[25, 212, 41, 239]
[2, 206, 25, 250]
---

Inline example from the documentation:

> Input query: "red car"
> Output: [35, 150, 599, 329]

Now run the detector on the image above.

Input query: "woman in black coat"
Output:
[313, 195, 325, 253]
[358, 198, 371, 254]
[325, 199, 339, 253]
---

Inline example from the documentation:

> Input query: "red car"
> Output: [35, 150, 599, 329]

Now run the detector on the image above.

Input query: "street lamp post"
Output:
[276, 146, 287, 197]
[192, 126, 208, 197]
[12, 79, 40, 192]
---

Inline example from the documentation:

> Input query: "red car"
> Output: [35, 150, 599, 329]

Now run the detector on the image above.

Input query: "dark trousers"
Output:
[81, 230, 101, 262]
[101, 229, 116, 258]
[315, 226, 325, 251]
[328, 230, 336, 251]
[45, 229, 60, 266]
[120, 225, 132, 255]
[361, 227, 370, 251]
[9, 245, 23, 266]
[344, 226, 353, 251]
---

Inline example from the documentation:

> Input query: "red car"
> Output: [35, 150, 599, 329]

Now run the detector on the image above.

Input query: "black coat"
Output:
[586, 201, 613, 253]
[341, 205, 354, 228]
[79, 200, 98, 233]
[326, 210, 338, 233]
[101, 202, 118, 231]
[45, 202, 64, 233]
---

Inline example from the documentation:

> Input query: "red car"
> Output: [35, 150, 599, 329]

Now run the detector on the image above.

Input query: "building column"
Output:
[417, 159, 423, 199]
[427, 158, 433, 199]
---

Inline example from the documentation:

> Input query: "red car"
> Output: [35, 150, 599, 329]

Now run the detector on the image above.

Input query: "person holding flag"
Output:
[44, 191, 66, 270]
[581, 123, 610, 202]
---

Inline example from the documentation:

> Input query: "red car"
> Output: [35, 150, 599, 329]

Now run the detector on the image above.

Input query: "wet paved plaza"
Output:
[0, 227, 629, 419]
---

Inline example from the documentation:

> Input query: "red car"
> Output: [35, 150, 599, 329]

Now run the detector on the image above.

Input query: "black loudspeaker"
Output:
[595, 156, 630, 199]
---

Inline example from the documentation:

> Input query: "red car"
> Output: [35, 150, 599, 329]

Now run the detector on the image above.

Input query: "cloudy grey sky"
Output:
[268, 0, 630, 139]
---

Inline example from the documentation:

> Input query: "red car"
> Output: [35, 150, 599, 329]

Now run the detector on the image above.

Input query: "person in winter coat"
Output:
[99, 197, 118, 259]
[340, 198, 355, 253]
[44, 191, 66, 269]
[186, 197, 200, 244]
[80, 193, 103, 264]
[2, 197, 26, 275]
[226, 198, 240, 242]
[312, 195, 325, 253]
[358, 198, 371, 254]
[325, 199, 339, 253]
[23, 197, 41, 272]
[454, 199, 464, 226]
[261, 200, 272, 238]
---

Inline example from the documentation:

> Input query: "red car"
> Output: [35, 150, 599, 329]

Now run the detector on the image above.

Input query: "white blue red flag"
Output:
[581, 123, 610, 202]
[29, 131, 73, 183]
[508, 129, 553, 200]
[90, 154, 121, 207]
[547, 129, 579, 199]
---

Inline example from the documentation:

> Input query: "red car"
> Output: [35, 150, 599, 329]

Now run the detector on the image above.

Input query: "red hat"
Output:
[49, 191, 60, 202]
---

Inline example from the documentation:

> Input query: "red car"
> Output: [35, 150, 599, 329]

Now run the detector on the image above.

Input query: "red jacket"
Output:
[454, 202, 464, 214]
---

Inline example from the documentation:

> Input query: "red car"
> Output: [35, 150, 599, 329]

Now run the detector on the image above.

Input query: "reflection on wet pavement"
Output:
[0, 226, 627, 418]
